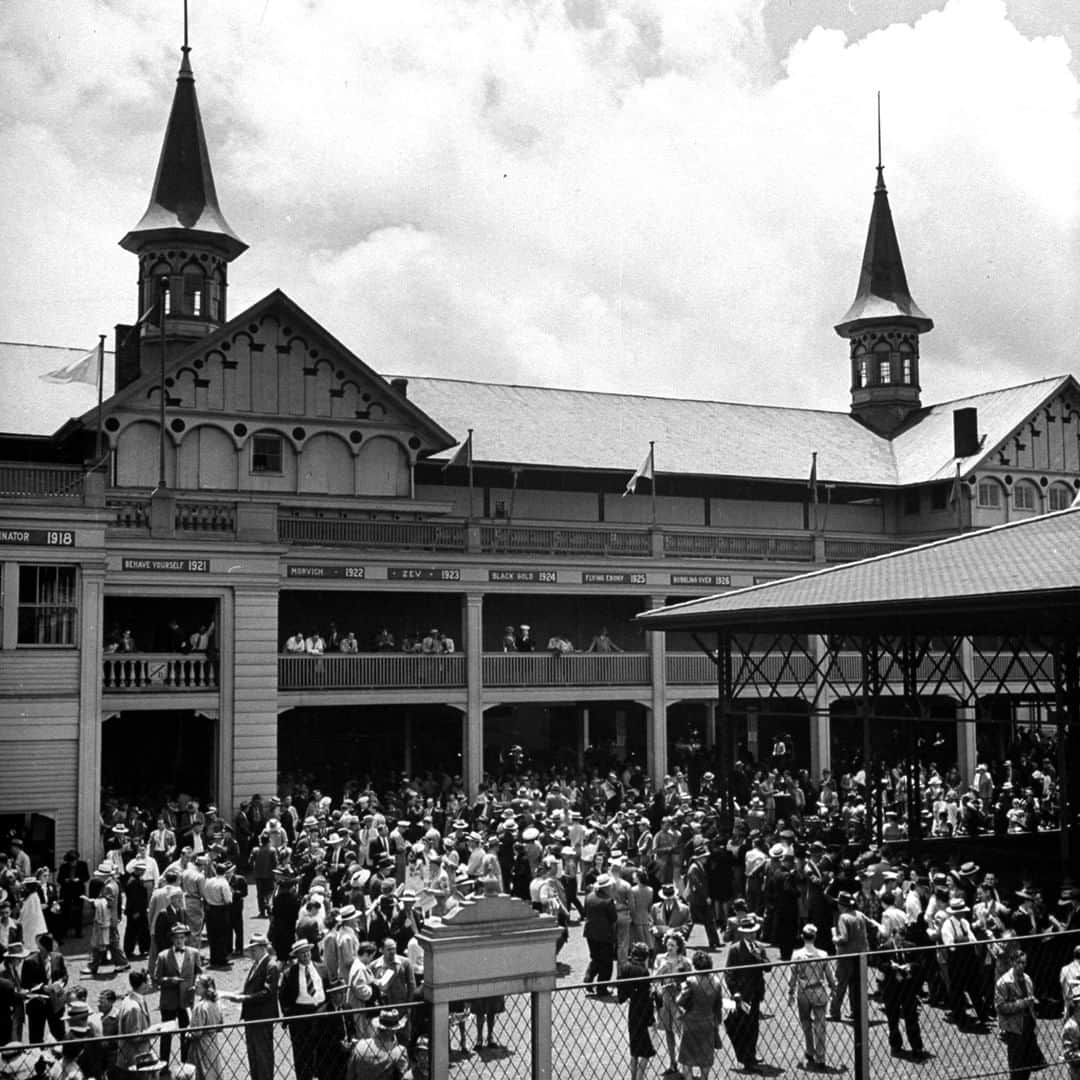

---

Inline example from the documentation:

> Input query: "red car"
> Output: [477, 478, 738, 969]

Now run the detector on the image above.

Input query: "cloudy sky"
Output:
[0, 0, 1077, 432]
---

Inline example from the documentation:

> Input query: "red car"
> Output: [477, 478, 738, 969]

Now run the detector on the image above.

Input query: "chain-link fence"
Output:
[6, 930, 1078, 1079]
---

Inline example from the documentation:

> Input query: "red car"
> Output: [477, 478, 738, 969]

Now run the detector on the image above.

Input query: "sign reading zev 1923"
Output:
[0, 528, 75, 546]
[387, 567, 461, 582]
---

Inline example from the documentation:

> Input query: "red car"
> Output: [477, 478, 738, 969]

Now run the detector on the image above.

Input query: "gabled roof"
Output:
[66, 291, 455, 453]
[636, 506, 1080, 633]
[119, 47, 246, 260]
[835, 167, 932, 336]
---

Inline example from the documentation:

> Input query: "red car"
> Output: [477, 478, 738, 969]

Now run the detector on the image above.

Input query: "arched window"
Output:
[900, 348, 914, 385]
[873, 341, 891, 385]
[1048, 484, 1073, 511]
[181, 262, 205, 318]
[147, 262, 171, 319]
[1013, 482, 1037, 512]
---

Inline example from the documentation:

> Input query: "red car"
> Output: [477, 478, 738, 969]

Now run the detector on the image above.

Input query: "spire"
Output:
[836, 97, 933, 437]
[119, 37, 246, 259]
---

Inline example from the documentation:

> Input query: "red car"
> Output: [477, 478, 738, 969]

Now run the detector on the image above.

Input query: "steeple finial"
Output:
[179, 0, 192, 76]
[875, 92, 885, 192]
[183, 0, 189, 51]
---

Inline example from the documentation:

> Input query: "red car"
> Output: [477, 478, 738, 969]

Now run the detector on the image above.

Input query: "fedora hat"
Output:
[736, 914, 763, 934]
[170, 922, 192, 936]
[947, 898, 970, 914]
[594, 873, 613, 890]
[659, 883, 677, 899]
[374, 1008, 407, 1031]
[289, 940, 314, 957]
[247, 932, 269, 948]
[337, 905, 359, 921]
[133, 1051, 166, 1073]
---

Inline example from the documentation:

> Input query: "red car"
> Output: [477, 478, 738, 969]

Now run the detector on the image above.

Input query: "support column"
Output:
[403, 714, 413, 777]
[463, 593, 484, 798]
[704, 700, 716, 751]
[578, 706, 589, 770]
[78, 566, 106, 863]
[646, 595, 668, 788]
[956, 637, 978, 785]
[809, 635, 834, 780]
[531, 989, 552, 1079]
[428, 1000, 449, 1080]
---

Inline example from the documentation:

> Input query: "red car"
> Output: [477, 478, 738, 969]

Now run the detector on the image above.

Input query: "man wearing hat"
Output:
[650, 883, 691, 954]
[940, 896, 990, 1025]
[97, 862, 130, 973]
[153, 923, 201, 1064]
[583, 874, 617, 997]
[685, 842, 721, 951]
[789, 923, 836, 1070]
[21, 932, 67, 1044]
[346, 1008, 412, 1079]
[202, 860, 234, 968]
[830, 891, 869, 1024]
[279, 939, 332, 1080]
[221, 933, 279, 1080]
[0, 942, 29, 1044]
[725, 914, 771, 1071]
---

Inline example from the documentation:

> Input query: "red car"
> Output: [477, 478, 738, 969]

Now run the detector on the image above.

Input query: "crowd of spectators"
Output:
[283, 625, 456, 655]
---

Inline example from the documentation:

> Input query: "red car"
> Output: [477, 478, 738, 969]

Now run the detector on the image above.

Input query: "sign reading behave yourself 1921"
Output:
[121, 557, 210, 573]
[0, 528, 75, 546]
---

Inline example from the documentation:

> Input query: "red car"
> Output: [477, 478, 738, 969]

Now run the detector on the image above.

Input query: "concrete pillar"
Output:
[704, 700, 717, 750]
[463, 593, 484, 798]
[647, 595, 668, 787]
[428, 1000, 450, 1079]
[810, 635, 834, 779]
[578, 706, 589, 770]
[403, 713, 413, 777]
[614, 709, 627, 762]
[78, 566, 106, 863]
[957, 637, 978, 785]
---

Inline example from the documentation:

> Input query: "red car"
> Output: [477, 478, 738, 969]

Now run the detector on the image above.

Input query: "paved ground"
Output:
[41, 897, 1063, 1078]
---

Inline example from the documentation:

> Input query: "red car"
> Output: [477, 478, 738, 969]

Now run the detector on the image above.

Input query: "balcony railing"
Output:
[107, 496, 237, 535]
[280, 516, 467, 551]
[663, 532, 814, 561]
[0, 462, 85, 499]
[483, 651, 652, 687]
[824, 537, 913, 562]
[102, 652, 218, 691]
[278, 652, 466, 689]
[478, 525, 651, 557]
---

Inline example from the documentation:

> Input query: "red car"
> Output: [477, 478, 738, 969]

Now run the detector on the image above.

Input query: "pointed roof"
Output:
[120, 46, 246, 260]
[835, 166, 932, 336]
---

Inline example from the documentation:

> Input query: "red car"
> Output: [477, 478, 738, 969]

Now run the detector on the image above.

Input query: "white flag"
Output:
[623, 446, 654, 497]
[40, 348, 98, 385]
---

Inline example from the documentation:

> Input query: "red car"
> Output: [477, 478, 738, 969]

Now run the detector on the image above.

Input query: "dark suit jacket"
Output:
[278, 960, 331, 1014]
[725, 939, 770, 1003]
[583, 891, 616, 944]
[0, 974, 20, 1044]
[20, 951, 67, 1014]
[154, 945, 202, 1012]
[240, 953, 280, 1020]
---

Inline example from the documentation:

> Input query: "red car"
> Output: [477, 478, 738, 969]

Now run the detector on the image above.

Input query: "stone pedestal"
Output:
[419, 893, 560, 1080]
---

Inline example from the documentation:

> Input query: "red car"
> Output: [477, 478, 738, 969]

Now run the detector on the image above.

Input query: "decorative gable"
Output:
[94, 291, 455, 495]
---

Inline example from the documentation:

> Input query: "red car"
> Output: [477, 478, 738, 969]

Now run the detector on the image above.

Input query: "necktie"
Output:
[305, 964, 315, 997]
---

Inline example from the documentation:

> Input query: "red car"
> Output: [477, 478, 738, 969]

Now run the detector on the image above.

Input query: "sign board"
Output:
[0, 528, 75, 547]
[488, 569, 558, 583]
[287, 565, 366, 579]
[121, 557, 210, 573]
[670, 573, 732, 587]
[581, 571, 647, 585]
[387, 567, 462, 582]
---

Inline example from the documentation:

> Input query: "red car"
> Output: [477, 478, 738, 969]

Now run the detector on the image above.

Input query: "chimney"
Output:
[953, 407, 979, 458]
[390, 377, 409, 397]
[114, 323, 141, 391]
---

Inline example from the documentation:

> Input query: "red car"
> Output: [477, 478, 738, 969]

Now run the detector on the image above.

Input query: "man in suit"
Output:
[685, 843, 721, 950]
[279, 939, 332, 1080]
[830, 890, 869, 1023]
[995, 951, 1046, 1080]
[726, 914, 772, 1072]
[153, 922, 201, 1065]
[21, 932, 67, 1043]
[269, 873, 301, 960]
[223, 932, 279, 1080]
[0, 943, 28, 1044]
[583, 874, 617, 997]
[113, 970, 153, 1074]
[650, 883, 691, 953]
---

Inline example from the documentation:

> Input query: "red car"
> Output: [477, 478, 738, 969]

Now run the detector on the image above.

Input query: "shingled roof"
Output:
[636, 506, 1080, 632]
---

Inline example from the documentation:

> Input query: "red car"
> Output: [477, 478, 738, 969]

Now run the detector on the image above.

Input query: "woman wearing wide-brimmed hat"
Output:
[345, 1008, 412, 1078]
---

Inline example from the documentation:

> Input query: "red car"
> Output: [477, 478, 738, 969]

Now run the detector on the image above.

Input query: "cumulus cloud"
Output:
[0, 0, 1077, 428]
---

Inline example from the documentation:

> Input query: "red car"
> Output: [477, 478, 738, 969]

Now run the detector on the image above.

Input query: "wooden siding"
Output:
[0, 736, 78, 856]
[232, 586, 278, 800]
[0, 652, 80, 697]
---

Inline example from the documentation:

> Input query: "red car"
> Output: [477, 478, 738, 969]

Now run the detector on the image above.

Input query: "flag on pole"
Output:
[808, 452, 818, 505]
[623, 445, 655, 497]
[40, 347, 99, 385]
[442, 431, 472, 471]
[948, 462, 962, 507]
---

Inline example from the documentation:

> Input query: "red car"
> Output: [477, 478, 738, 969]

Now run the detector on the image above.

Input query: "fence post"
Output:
[428, 1000, 449, 1080]
[853, 951, 870, 1080]
[531, 989, 552, 1080]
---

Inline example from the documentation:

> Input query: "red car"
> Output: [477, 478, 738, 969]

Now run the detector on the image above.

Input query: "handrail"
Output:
[278, 652, 467, 689]
[280, 516, 467, 551]
[479, 524, 651, 557]
[102, 652, 218, 690]
[0, 461, 85, 499]
[663, 531, 814, 561]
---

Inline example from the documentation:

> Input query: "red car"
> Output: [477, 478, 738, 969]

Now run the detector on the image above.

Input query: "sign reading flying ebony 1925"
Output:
[582, 571, 647, 585]
[387, 567, 462, 582]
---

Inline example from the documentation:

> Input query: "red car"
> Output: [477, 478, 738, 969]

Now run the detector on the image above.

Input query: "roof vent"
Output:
[953, 407, 979, 458]
[390, 377, 408, 398]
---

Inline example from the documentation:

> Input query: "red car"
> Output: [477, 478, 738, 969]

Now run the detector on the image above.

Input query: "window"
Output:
[251, 433, 283, 474]
[930, 483, 949, 510]
[1048, 485, 1072, 511]
[879, 357, 892, 384]
[18, 565, 77, 646]
[903, 489, 920, 515]
[1013, 484, 1035, 510]
[182, 268, 204, 317]
[977, 482, 1001, 508]
[902, 354, 913, 385]
[858, 358, 868, 388]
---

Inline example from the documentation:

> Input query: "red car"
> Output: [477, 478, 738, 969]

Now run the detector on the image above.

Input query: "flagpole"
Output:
[810, 451, 819, 531]
[95, 334, 106, 465]
[954, 462, 963, 533]
[157, 276, 168, 491]
[466, 428, 474, 522]
[649, 441, 656, 526]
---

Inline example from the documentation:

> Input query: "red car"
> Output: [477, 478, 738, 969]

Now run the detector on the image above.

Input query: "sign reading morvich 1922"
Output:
[582, 571, 647, 585]
[287, 565, 366, 579]
[122, 557, 210, 573]
[387, 567, 461, 582]
[0, 528, 75, 546]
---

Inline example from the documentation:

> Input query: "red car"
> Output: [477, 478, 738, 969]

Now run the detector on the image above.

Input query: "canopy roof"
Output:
[636, 507, 1080, 635]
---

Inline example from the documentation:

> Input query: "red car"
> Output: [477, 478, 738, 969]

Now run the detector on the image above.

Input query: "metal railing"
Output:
[280, 515, 468, 550]
[483, 651, 652, 687]
[278, 651, 467, 689]
[664, 531, 815, 561]
[102, 652, 218, 690]
[0, 461, 85, 498]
